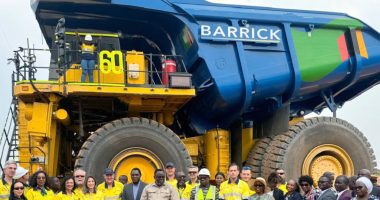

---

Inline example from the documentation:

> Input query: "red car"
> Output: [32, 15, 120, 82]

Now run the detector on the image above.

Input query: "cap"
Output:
[165, 162, 175, 168]
[84, 34, 93, 42]
[13, 166, 28, 179]
[103, 168, 114, 175]
[198, 168, 210, 177]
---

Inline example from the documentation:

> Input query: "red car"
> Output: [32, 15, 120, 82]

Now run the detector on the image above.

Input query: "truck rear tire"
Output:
[75, 117, 192, 182]
[246, 137, 272, 178]
[261, 117, 376, 180]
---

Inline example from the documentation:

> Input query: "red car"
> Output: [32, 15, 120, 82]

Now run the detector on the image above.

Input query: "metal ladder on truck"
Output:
[1, 46, 47, 172]
[0, 97, 19, 171]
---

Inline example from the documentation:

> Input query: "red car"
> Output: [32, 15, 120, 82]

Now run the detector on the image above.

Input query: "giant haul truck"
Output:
[2, 0, 380, 183]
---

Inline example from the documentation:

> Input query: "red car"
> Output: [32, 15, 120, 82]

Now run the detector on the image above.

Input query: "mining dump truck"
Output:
[1, 0, 379, 183]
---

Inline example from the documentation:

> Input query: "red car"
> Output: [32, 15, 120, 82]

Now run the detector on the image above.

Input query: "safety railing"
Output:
[10, 47, 192, 89]
[17, 146, 47, 172]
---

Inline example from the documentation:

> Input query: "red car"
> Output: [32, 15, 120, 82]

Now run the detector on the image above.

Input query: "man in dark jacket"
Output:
[267, 172, 284, 200]
[121, 168, 147, 200]
[335, 175, 351, 200]
[316, 176, 336, 200]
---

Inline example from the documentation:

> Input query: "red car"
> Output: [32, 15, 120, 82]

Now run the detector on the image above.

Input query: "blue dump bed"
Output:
[32, 0, 380, 134]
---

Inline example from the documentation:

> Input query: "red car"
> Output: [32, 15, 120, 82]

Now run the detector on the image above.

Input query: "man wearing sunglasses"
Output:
[187, 167, 199, 189]
[73, 168, 86, 197]
[298, 175, 319, 200]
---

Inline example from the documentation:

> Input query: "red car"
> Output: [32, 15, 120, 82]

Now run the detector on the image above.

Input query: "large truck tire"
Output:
[246, 137, 273, 178]
[75, 117, 192, 182]
[261, 117, 376, 180]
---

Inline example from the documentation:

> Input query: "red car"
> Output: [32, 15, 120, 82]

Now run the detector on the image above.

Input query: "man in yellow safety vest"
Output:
[98, 168, 124, 200]
[190, 168, 218, 200]
[166, 162, 178, 188]
[0, 160, 17, 200]
[219, 163, 250, 200]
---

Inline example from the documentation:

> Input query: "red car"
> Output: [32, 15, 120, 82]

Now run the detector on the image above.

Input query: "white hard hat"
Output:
[13, 166, 29, 180]
[198, 168, 210, 177]
[84, 34, 93, 41]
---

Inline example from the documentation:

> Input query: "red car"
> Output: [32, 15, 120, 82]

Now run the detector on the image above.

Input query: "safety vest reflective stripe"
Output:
[223, 193, 249, 199]
[223, 192, 242, 197]
[220, 179, 251, 200]
[104, 196, 120, 200]
[81, 44, 95, 54]
[0, 194, 9, 198]
[195, 185, 216, 200]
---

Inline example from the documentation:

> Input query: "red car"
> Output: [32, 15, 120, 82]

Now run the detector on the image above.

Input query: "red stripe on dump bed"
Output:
[338, 34, 349, 61]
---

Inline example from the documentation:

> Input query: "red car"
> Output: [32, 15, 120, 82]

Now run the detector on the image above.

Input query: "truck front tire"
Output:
[75, 117, 192, 182]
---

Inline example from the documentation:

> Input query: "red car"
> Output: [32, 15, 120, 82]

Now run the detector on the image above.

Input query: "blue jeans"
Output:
[81, 59, 95, 82]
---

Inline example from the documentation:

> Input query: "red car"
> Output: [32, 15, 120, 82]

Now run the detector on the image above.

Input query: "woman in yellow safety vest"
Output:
[9, 181, 27, 200]
[83, 176, 104, 200]
[54, 176, 81, 200]
[25, 171, 55, 200]
[215, 172, 225, 192]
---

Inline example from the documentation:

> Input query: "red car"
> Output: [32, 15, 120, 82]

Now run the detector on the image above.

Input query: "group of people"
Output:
[1, 159, 380, 200]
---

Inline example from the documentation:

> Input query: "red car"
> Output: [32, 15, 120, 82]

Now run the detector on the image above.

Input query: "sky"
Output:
[0, 1, 379, 168]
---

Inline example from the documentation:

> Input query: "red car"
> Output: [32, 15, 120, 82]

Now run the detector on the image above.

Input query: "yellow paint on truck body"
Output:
[126, 51, 147, 85]
[242, 127, 256, 162]
[204, 129, 230, 179]
[17, 96, 61, 176]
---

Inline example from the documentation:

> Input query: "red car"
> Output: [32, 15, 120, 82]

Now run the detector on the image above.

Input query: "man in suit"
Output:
[317, 176, 336, 200]
[121, 168, 147, 200]
[335, 175, 351, 200]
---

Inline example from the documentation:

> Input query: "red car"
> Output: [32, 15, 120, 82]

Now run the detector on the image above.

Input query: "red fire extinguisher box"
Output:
[162, 59, 177, 85]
